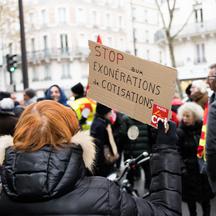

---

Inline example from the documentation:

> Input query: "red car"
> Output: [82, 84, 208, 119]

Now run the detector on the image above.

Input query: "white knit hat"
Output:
[0, 98, 14, 110]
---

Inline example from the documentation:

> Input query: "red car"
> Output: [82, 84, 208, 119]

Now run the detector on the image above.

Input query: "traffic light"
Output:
[6, 54, 17, 73]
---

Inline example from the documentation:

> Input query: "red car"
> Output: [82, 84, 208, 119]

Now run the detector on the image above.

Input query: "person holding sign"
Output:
[0, 100, 181, 215]
[90, 103, 119, 176]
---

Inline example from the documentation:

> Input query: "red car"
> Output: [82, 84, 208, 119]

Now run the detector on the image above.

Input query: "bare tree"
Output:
[0, 0, 20, 40]
[155, 0, 193, 97]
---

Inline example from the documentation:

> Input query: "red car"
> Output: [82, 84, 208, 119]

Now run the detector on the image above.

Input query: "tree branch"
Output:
[171, 9, 193, 39]
[155, 0, 167, 29]
[167, 0, 176, 31]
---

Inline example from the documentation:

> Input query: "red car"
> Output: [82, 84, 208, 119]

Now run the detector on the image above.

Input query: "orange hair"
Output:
[13, 100, 79, 151]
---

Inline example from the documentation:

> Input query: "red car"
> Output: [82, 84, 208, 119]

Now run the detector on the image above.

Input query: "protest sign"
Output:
[87, 40, 177, 127]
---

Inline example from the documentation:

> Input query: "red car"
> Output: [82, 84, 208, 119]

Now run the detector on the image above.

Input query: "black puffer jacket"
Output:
[120, 115, 151, 158]
[0, 131, 181, 216]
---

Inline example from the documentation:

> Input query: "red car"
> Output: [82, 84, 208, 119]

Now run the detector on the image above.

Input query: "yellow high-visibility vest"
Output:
[68, 97, 96, 131]
[197, 104, 208, 160]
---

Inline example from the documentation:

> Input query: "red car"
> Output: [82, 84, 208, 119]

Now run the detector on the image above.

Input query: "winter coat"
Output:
[90, 114, 115, 176]
[0, 131, 182, 216]
[120, 115, 151, 158]
[177, 121, 213, 202]
[206, 97, 216, 193]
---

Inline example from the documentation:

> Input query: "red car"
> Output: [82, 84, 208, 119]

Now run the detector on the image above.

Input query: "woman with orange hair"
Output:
[0, 100, 182, 216]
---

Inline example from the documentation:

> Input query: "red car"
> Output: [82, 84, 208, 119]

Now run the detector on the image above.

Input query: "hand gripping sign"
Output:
[151, 104, 169, 128]
[87, 41, 177, 128]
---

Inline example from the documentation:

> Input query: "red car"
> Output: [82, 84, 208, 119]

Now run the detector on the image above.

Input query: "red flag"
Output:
[85, 84, 90, 95]
[97, 35, 102, 44]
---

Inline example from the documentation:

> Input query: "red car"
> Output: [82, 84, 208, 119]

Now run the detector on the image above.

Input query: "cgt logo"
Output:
[151, 104, 169, 128]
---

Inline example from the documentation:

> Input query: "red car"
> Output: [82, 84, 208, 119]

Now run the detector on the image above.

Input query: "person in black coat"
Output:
[90, 103, 119, 177]
[0, 100, 182, 216]
[206, 63, 216, 193]
[119, 115, 152, 191]
[177, 102, 213, 216]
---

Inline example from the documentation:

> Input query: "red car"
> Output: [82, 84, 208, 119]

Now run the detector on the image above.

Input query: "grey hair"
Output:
[177, 102, 204, 122]
[191, 80, 208, 94]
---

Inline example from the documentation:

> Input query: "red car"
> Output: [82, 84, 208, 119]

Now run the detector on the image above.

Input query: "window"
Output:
[132, 7, 136, 21]
[118, 16, 123, 29]
[145, 30, 149, 43]
[31, 38, 36, 57]
[107, 36, 112, 46]
[194, 8, 203, 23]
[44, 64, 51, 80]
[58, 8, 66, 24]
[29, 13, 35, 27]
[8, 43, 12, 54]
[194, 3, 203, 23]
[61, 63, 71, 79]
[92, 34, 98, 41]
[159, 51, 162, 63]
[146, 49, 150, 60]
[77, 8, 86, 24]
[119, 38, 125, 51]
[41, 9, 48, 26]
[106, 13, 111, 27]
[43, 35, 48, 56]
[79, 33, 88, 47]
[195, 43, 206, 63]
[92, 11, 97, 25]
[60, 34, 68, 53]
[144, 9, 148, 23]
[32, 66, 39, 81]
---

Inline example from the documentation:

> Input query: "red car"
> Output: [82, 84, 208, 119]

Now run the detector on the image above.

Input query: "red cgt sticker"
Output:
[151, 104, 169, 128]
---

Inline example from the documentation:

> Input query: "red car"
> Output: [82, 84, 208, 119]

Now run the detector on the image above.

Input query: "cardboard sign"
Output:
[87, 40, 177, 127]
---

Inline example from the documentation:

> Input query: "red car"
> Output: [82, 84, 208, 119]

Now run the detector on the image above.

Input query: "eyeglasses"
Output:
[207, 76, 216, 80]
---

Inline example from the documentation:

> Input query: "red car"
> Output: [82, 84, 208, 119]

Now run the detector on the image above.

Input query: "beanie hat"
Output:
[96, 103, 111, 116]
[0, 91, 11, 101]
[25, 88, 36, 98]
[0, 98, 14, 111]
[71, 83, 84, 96]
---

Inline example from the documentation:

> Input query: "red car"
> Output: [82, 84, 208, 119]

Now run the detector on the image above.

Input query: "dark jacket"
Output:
[0, 131, 182, 216]
[177, 121, 213, 202]
[120, 115, 151, 158]
[206, 98, 216, 193]
[90, 114, 114, 176]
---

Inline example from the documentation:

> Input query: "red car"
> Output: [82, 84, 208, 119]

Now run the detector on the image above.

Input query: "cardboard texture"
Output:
[87, 40, 177, 127]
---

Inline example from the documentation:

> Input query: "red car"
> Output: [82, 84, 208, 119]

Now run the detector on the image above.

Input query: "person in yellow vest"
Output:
[190, 80, 209, 166]
[68, 83, 96, 131]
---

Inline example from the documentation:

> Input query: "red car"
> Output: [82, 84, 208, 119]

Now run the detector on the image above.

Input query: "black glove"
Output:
[155, 120, 178, 150]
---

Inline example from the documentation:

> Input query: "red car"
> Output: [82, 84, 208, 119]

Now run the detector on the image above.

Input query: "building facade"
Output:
[154, 0, 216, 90]
[1, 0, 215, 96]
[131, 0, 162, 64]
[0, 0, 135, 96]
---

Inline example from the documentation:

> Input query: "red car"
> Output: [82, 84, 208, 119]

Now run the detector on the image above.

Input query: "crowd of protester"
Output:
[0, 63, 216, 215]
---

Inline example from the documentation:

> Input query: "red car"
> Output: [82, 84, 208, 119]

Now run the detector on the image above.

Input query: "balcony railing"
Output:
[27, 47, 89, 63]
[154, 19, 216, 43]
